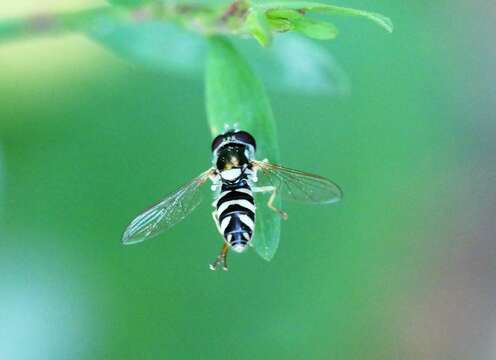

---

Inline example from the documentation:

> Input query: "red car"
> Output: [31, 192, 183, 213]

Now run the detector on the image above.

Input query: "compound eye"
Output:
[233, 131, 256, 150]
[211, 134, 225, 152]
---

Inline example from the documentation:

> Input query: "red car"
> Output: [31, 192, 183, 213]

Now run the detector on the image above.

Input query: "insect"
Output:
[122, 129, 342, 271]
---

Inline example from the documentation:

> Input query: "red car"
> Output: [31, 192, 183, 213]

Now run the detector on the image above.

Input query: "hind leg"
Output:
[209, 243, 229, 271]
[252, 186, 288, 220]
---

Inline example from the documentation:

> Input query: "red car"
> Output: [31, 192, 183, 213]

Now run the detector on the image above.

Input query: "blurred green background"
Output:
[1, 1, 494, 359]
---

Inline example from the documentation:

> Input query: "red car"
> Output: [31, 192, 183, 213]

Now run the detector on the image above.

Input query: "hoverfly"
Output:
[122, 129, 342, 270]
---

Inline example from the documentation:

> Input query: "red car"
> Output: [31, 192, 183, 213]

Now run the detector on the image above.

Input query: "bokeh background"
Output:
[1, 1, 494, 359]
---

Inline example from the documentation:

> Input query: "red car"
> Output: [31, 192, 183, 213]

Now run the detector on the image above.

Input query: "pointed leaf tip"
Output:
[256, 2, 393, 33]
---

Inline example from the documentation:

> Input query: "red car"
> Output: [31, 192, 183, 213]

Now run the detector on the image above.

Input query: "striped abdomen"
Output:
[216, 180, 255, 253]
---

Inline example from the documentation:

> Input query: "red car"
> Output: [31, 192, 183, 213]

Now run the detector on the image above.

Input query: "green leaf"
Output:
[205, 36, 281, 261]
[267, 17, 294, 32]
[237, 35, 350, 96]
[293, 18, 338, 40]
[88, 20, 206, 75]
[266, 8, 304, 21]
[89, 16, 349, 96]
[243, 9, 272, 47]
[256, 1, 393, 33]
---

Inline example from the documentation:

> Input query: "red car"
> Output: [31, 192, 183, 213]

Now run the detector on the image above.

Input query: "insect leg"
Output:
[209, 243, 229, 271]
[252, 186, 289, 220]
[211, 211, 222, 235]
[222, 247, 229, 271]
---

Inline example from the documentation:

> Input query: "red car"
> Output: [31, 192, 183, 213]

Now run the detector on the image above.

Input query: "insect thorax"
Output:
[211, 129, 256, 172]
[214, 143, 254, 172]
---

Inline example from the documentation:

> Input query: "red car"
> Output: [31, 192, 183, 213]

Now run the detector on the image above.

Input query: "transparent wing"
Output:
[122, 168, 215, 245]
[252, 160, 342, 204]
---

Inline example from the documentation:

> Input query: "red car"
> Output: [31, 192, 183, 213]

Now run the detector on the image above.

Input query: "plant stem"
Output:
[0, 2, 223, 45]
[0, 7, 120, 44]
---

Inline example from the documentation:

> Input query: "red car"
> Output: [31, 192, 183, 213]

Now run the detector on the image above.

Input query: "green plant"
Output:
[0, 0, 392, 260]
